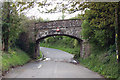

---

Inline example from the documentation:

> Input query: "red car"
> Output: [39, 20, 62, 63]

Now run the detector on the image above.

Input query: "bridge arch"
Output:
[33, 19, 90, 59]
[35, 34, 83, 59]
[36, 34, 83, 43]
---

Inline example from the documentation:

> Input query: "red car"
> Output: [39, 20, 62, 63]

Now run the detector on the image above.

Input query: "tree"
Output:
[115, 2, 120, 63]
[2, 2, 27, 52]
[9, 3, 22, 47]
[2, 2, 10, 51]
[81, 3, 118, 48]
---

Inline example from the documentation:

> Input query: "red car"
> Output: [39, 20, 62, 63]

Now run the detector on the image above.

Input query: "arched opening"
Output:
[36, 34, 83, 43]
[35, 34, 83, 60]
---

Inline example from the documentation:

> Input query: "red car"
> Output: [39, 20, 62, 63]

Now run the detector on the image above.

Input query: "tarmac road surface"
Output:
[3, 47, 103, 78]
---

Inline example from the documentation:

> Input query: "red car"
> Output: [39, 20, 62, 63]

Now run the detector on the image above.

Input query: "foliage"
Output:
[81, 20, 91, 40]
[37, 50, 43, 59]
[2, 48, 31, 73]
[28, 42, 35, 58]
[8, 5, 21, 47]
[2, 2, 23, 51]
[16, 32, 29, 52]
[81, 3, 117, 48]
[2, 2, 10, 51]
[68, 2, 119, 79]
[79, 45, 118, 78]
[16, 32, 35, 58]
[1, 2, 45, 51]
[15, 13, 44, 58]
[67, 2, 118, 49]
[70, 3, 119, 78]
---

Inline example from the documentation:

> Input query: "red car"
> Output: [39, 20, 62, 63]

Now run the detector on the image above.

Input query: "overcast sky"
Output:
[24, 9, 82, 20]
[22, 1, 83, 21]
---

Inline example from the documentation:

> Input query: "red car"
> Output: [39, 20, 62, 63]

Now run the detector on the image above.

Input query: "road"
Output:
[3, 47, 103, 78]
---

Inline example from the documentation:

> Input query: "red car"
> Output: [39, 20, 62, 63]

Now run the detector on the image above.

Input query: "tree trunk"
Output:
[115, 2, 120, 63]
[118, 2, 120, 63]
[2, 2, 10, 52]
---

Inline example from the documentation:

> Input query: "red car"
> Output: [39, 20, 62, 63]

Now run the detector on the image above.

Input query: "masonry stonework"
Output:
[32, 19, 90, 58]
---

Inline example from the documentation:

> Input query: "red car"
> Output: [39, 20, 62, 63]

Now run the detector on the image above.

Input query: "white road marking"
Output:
[43, 57, 51, 61]
[38, 64, 42, 69]
[46, 58, 51, 61]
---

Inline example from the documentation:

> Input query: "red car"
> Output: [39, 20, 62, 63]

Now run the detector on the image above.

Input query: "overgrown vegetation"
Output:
[1, 2, 33, 76]
[79, 3, 119, 79]
[79, 45, 118, 78]
[37, 50, 43, 59]
[2, 48, 31, 74]
[1, 2, 44, 59]
[15, 32, 35, 58]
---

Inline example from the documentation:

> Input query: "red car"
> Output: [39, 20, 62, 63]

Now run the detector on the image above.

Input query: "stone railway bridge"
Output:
[30, 19, 90, 58]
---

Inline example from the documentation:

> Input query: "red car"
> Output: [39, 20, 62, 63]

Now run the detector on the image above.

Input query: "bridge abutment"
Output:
[80, 40, 91, 58]
[34, 42, 40, 59]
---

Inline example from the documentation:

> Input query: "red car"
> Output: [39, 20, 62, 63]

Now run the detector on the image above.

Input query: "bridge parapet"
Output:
[35, 19, 82, 40]
[36, 19, 82, 29]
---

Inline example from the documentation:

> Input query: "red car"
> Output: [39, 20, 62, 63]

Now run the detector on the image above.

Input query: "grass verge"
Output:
[37, 50, 43, 59]
[2, 48, 31, 75]
[78, 45, 119, 79]
[79, 52, 118, 78]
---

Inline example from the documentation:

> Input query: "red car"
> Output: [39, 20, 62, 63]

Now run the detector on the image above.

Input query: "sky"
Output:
[24, 9, 82, 20]
[22, 1, 83, 21]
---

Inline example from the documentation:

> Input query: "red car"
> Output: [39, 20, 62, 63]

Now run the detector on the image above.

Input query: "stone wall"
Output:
[29, 19, 90, 59]
[35, 19, 82, 40]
